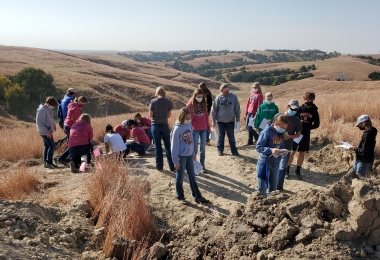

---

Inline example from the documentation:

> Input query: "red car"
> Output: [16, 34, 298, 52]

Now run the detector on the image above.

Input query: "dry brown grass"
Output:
[86, 157, 158, 258]
[0, 167, 39, 200]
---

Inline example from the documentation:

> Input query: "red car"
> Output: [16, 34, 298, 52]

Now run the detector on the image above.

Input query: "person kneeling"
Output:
[104, 124, 126, 159]
[125, 119, 151, 156]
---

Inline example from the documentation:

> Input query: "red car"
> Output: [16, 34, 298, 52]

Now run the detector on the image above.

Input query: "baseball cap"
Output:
[126, 119, 136, 126]
[122, 120, 128, 128]
[288, 99, 299, 109]
[68, 88, 76, 93]
[355, 114, 370, 127]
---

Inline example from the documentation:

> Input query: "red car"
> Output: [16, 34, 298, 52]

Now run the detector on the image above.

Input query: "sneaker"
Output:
[54, 158, 67, 165]
[245, 141, 254, 146]
[195, 197, 210, 204]
[145, 145, 152, 151]
[232, 152, 240, 156]
[44, 163, 58, 169]
[69, 161, 79, 173]
[285, 172, 290, 179]
[295, 171, 302, 180]
[177, 198, 187, 204]
[202, 168, 207, 174]
[170, 168, 176, 173]
[218, 151, 224, 156]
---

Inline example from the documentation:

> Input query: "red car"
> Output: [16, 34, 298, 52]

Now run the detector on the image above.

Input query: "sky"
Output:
[1, 0, 379, 54]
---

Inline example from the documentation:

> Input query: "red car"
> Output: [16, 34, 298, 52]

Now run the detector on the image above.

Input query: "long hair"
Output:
[188, 88, 207, 114]
[252, 82, 262, 93]
[177, 107, 191, 125]
[80, 113, 91, 124]
[74, 96, 88, 103]
[199, 82, 211, 96]
[155, 86, 166, 97]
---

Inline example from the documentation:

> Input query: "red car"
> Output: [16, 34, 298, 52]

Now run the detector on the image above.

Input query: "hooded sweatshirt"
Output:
[298, 103, 320, 133]
[186, 102, 210, 131]
[355, 127, 377, 163]
[254, 102, 279, 130]
[170, 122, 194, 166]
[60, 94, 74, 120]
[211, 92, 240, 123]
[64, 102, 82, 128]
[68, 119, 93, 148]
[245, 91, 263, 116]
[36, 104, 55, 135]
[256, 124, 285, 164]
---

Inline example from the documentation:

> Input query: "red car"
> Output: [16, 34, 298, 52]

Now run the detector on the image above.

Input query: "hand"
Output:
[208, 129, 211, 133]
[349, 145, 355, 151]
[54, 125, 56, 131]
[271, 148, 280, 155]
[243, 116, 246, 121]
[174, 164, 180, 170]
[192, 156, 196, 161]
[46, 132, 53, 138]
[212, 122, 216, 128]
[284, 135, 290, 140]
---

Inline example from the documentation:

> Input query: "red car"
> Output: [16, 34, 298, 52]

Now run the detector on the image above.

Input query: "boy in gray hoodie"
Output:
[171, 108, 210, 204]
[36, 96, 58, 168]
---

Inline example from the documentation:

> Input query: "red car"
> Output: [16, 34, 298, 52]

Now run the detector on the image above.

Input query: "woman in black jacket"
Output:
[199, 82, 213, 142]
[350, 114, 377, 176]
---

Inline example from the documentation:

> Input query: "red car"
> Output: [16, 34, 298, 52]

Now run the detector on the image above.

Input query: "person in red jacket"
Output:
[114, 120, 131, 142]
[244, 82, 263, 145]
[55, 96, 88, 165]
[134, 112, 153, 145]
[68, 113, 93, 173]
[186, 88, 210, 170]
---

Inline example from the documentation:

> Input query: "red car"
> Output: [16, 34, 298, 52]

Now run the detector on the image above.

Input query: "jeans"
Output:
[277, 153, 290, 190]
[145, 128, 153, 144]
[193, 130, 207, 168]
[175, 156, 202, 200]
[68, 143, 93, 168]
[353, 160, 372, 176]
[125, 142, 149, 155]
[58, 125, 71, 161]
[216, 122, 237, 153]
[256, 159, 279, 197]
[41, 135, 55, 164]
[246, 113, 259, 143]
[151, 124, 175, 171]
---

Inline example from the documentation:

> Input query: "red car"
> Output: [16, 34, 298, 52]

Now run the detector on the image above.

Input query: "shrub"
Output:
[368, 71, 380, 81]
[0, 167, 39, 200]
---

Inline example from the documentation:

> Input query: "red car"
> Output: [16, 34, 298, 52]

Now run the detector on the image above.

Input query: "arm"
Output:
[205, 110, 210, 131]
[311, 111, 320, 130]
[127, 129, 138, 143]
[170, 127, 180, 167]
[211, 98, 219, 125]
[168, 110, 171, 118]
[105, 142, 110, 154]
[255, 131, 273, 155]
[245, 98, 250, 117]
[149, 111, 154, 118]
[254, 107, 261, 129]
[235, 97, 241, 122]
[88, 125, 94, 142]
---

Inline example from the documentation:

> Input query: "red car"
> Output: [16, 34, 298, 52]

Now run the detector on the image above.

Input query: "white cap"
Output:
[122, 120, 128, 128]
[355, 114, 370, 127]
[68, 88, 76, 93]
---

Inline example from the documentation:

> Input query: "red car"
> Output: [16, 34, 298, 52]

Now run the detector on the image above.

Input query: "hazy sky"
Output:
[1, 0, 379, 54]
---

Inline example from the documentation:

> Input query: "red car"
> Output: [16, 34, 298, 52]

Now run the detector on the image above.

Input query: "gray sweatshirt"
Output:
[36, 104, 55, 135]
[211, 92, 241, 123]
[170, 122, 194, 166]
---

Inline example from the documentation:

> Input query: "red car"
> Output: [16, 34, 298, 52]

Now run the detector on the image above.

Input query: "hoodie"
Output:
[170, 122, 194, 166]
[60, 94, 74, 120]
[355, 127, 377, 163]
[64, 102, 82, 128]
[186, 102, 210, 131]
[254, 102, 279, 130]
[256, 124, 285, 164]
[68, 119, 93, 148]
[298, 103, 320, 133]
[211, 92, 240, 123]
[36, 104, 55, 135]
[245, 92, 263, 116]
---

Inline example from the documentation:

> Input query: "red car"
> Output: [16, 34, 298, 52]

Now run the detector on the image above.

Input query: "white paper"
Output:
[193, 160, 203, 176]
[334, 142, 352, 149]
[259, 118, 269, 130]
[236, 122, 241, 132]
[270, 149, 290, 158]
[248, 117, 255, 127]
[293, 134, 303, 144]
[209, 130, 216, 141]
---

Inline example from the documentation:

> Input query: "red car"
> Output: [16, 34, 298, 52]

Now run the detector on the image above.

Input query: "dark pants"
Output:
[216, 122, 237, 153]
[125, 142, 149, 156]
[58, 125, 71, 161]
[151, 124, 175, 171]
[41, 135, 55, 164]
[68, 143, 93, 168]
[246, 113, 259, 143]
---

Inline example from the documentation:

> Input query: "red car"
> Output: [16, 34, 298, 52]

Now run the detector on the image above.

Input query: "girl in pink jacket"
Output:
[244, 82, 263, 145]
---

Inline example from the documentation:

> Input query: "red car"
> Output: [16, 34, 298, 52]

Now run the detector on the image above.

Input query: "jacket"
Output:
[254, 102, 279, 130]
[60, 94, 74, 120]
[186, 102, 210, 131]
[64, 102, 82, 128]
[355, 127, 377, 163]
[245, 92, 263, 116]
[256, 124, 285, 164]
[298, 103, 320, 132]
[36, 104, 55, 135]
[170, 122, 194, 166]
[68, 119, 93, 148]
[211, 92, 240, 123]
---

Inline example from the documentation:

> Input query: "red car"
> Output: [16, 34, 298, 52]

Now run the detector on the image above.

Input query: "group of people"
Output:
[36, 82, 377, 202]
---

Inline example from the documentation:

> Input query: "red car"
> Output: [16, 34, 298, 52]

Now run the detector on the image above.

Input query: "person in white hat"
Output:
[349, 115, 377, 176]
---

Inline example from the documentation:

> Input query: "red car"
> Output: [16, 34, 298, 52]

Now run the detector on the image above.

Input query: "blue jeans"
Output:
[41, 135, 55, 164]
[256, 159, 279, 197]
[58, 125, 71, 161]
[125, 142, 149, 155]
[145, 128, 153, 144]
[175, 156, 202, 200]
[68, 143, 93, 168]
[277, 153, 290, 190]
[216, 122, 237, 153]
[193, 130, 207, 168]
[246, 113, 259, 143]
[353, 160, 372, 176]
[151, 124, 175, 171]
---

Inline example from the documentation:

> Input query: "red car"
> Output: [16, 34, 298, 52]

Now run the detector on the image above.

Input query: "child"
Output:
[104, 124, 126, 158]
[114, 120, 131, 142]
[256, 113, 288, 197]
[125, 119, 151, 156]
[171, 108, 210, 204]
[287, 92, 320, 179]
[244, 82, 263, 145]
[186, 88, 210, 171]
[254, 92, 279, 132]
[349, 115, 377, 176]
[134, 112, 153, 145]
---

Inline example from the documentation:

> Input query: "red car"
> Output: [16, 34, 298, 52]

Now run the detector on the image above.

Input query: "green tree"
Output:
[0, 75, 13, 102]
[286, 74, 296, 81]
[5, 83, 28, 113]
[272, 78, 281, 86]
[300, 65, 308, 73]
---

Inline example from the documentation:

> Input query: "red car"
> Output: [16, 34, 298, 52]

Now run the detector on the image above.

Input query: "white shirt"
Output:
[104, 133, 126, 153]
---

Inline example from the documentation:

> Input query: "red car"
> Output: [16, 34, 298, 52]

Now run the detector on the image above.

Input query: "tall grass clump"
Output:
[86, 157, 158, 258]
[0, 167, 39, 200]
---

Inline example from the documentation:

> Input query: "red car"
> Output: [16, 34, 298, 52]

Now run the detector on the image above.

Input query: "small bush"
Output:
[368, 71, 380, 81]
[335, 74, 351, 81]
[0, 167, 39, 200]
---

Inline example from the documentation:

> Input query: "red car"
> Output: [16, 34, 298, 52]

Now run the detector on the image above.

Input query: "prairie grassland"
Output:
[0, 167, 39, 199]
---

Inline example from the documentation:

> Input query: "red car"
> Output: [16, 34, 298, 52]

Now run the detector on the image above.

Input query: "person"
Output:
[55, 88, 77, 147]
[134, 112, 153, 145]
[211, 84, 241, 156]
[125, 119, 151, 156]
[199, 82, 213, 143]
[171, 108, 210, 204]
[104, 124, 126, 158]
[349, 115, 377, 176]
[254, 92, 279, 132]
[256, 113, 288, 197]
[68, 113, 93, 173]
[55, 96, 88, 164]
[36, 96, 59, 169]
[277, 100, 302, 190]
[149, 86, 175, 171]
[244, 82, 264, 145]
[114, 120, 131, 143]
[186, 88, 210, 170]
[287, 92, 320, 179]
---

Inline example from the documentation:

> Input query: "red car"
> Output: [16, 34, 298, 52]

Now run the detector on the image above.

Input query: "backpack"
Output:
[57, 99, 64, 129]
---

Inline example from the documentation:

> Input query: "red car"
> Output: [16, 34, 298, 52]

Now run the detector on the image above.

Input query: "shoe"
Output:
[170, 168, 176, 173]
[202, 168, 207, 174]
[285, 172, 290, 179]
[54, 158, 67, 165]
[218, 151, 224, 156]
[177, 198, 187, 204]
[44, 163, 58, 169]
[69, 161, 79, 173]
[195, 197, 210, 204]
[245, 142, 254, 146]
[295, 171, 302, 180]
[232, 152, 240, 156]
[145, 145, 152, 151]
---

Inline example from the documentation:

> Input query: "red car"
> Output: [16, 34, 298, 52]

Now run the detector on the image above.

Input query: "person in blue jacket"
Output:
[171, 107, 210, 204]
[256, 113, 288, 197]
[55, 88, 77, 148]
